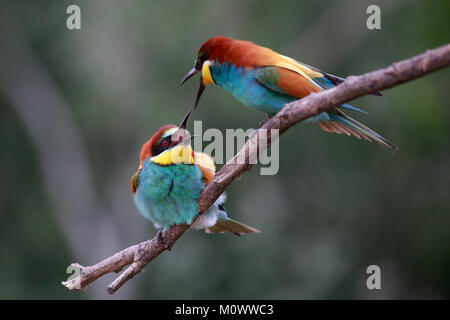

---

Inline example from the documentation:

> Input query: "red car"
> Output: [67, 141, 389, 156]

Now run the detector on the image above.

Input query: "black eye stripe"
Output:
[195, 58, 203, 69]
[196, 52, 209, 69]
[151, 137, 171, 156]
[160, 137, 171, 148]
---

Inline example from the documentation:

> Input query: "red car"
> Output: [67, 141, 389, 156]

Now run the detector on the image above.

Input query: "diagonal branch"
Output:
[62, 43, 450, 294]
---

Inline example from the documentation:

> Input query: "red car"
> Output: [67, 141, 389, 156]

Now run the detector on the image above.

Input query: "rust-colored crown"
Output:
[198, 36, 278, 68]
[139, 124, 177, 164]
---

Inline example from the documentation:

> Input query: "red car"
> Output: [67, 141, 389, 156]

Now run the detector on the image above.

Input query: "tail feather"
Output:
[205, 218, 261, 236]
[319, 111, 397, 150]
[322, 72, 383, 96]
[340, 103, 369, 114]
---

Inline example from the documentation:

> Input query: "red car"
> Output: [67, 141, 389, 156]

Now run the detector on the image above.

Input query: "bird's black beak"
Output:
[180, 66, 206, 109]
[194, 78, 206, 109]
[180, 67, 199, 85]
[178, 109, 192, 129]
[170, 109, 193, 147]
[172, 109, 199, 147]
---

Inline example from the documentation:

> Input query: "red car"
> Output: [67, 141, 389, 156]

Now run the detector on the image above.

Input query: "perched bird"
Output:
[181, 36, 396, 149]
[130, 110, 260, 235]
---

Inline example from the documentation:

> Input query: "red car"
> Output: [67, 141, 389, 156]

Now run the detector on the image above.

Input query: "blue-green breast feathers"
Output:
[133, 159, 205, 231]
[210, 63, 296, 116]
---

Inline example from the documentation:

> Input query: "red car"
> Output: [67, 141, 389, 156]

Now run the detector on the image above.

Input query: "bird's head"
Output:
[138, 110, 194, 168]
[180, 36, 237, 108]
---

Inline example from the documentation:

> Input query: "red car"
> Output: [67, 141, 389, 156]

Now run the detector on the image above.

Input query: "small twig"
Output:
[62, 43, 450, 294]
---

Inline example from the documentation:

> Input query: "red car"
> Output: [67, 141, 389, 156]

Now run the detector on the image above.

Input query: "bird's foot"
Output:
[156, 229, 164, 243]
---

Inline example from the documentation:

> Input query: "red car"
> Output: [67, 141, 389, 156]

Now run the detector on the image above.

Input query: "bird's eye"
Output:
[195, 52, 209, 70]
[151, 137, 171, 157]
[195, 58, 203, 70]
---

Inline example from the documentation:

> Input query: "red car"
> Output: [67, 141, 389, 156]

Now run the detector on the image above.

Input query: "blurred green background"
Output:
[0, 0, 449, 299]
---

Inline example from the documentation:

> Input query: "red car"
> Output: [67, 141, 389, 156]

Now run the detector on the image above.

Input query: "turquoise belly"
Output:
[134, 160, 205, 230]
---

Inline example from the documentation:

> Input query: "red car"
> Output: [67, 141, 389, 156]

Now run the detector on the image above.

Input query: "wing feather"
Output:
[255, 66, 323, 98]
[194, 152, 216, 185]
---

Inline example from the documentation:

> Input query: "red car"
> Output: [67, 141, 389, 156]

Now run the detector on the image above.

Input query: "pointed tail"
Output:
[318, 111, 398, 150]
[205, 218, 261, 236]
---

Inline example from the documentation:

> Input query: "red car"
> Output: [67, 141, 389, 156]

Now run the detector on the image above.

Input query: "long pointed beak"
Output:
[194, 78, 206, 109]
[178, 109, 192, 129]
[171, 110, 194, 147]
[178, 134, 197, 145]
[180, 67, 199, 85]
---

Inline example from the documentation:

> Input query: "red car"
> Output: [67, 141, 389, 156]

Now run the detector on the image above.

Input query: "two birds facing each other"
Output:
[132, 36, 397, 236]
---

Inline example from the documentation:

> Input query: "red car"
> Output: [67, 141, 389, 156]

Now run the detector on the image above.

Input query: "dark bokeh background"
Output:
[0, 0, 449, 299]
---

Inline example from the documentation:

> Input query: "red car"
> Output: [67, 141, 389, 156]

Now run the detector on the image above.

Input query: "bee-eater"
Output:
[130, 111, 260, 235]
[181, 36, 396, 149]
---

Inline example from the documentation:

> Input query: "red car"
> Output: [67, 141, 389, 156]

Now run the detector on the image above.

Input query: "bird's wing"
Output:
[277, 55, 324, 79]
[255, 66, 367, 116]
[277, 54, 382, 96]
[277, 55, 347, 90]
[130, 169, 141, 193]
[255, 65, 323, 98]
[256, 60, 373, 138]
[194, 152, 216, 185]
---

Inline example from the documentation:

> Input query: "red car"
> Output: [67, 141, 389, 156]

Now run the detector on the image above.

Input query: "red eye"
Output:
[161, 140, 169, 147]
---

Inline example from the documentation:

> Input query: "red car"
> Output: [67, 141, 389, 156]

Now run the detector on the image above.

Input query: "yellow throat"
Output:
[202, 60, 215, 86]
[150, 144, 194, 166]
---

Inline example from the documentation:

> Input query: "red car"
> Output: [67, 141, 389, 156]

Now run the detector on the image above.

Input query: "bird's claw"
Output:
[157, 229, 164, 243]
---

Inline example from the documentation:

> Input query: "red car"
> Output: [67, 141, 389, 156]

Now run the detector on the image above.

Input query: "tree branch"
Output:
[62, 44, 450, 294]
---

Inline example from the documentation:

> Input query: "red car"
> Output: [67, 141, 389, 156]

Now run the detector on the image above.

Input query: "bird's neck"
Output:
[210, 62, 248, 88]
